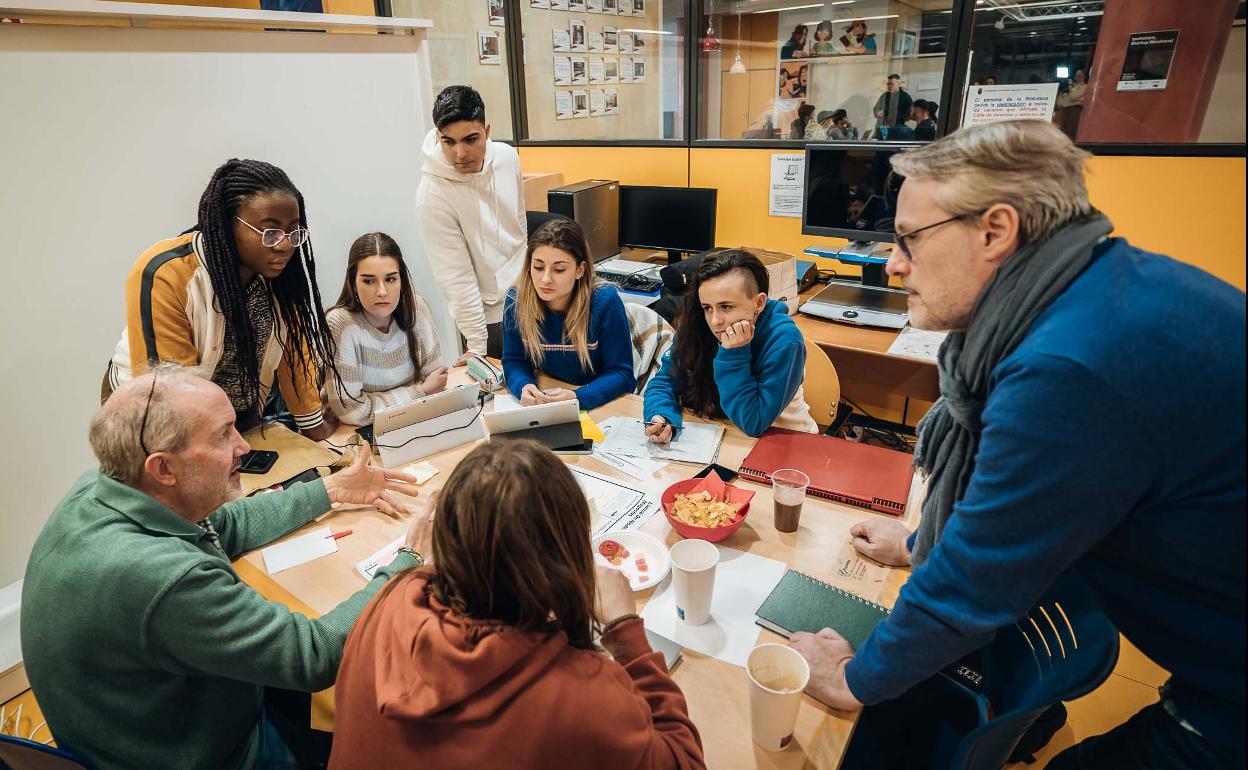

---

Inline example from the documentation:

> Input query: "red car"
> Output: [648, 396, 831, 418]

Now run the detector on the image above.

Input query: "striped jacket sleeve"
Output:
[124, 239, 200, 372]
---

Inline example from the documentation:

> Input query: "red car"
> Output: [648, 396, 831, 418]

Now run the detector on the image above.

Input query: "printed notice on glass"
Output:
[769, 153, 805, 218]
[961, 83, 1058, 127]
[1117, 30, 1179, 91]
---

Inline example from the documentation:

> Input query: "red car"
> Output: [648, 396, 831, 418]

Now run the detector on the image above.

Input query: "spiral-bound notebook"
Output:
[754, 569, 889, 649]
[738, 428, 912, 515]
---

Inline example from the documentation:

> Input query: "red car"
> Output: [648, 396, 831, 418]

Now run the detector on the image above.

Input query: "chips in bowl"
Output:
[670, 490, 743, 528]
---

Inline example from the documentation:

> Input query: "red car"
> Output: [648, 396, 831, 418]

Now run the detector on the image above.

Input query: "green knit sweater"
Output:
[20, 470, 417, 770]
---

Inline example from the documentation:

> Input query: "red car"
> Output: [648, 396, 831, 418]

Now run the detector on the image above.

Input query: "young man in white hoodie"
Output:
[417, 85, 527, 359]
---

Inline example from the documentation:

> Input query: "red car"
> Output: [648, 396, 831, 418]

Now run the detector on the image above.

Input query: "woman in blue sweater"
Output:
[644, 250, 816, 440]
[502, 218, 635, 410]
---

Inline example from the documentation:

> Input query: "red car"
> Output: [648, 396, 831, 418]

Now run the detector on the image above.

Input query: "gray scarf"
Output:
[910, 214, 1114, 565]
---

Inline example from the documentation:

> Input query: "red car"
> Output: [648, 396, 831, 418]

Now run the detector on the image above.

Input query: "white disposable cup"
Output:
[747, 643, 811, 752]
[669, 539, 719, 625]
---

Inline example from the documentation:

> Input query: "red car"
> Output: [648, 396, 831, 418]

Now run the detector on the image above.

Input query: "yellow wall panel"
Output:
[518, 146, 689, 188]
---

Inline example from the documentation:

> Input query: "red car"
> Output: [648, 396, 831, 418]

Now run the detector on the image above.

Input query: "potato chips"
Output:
[671, 490, 743, 528]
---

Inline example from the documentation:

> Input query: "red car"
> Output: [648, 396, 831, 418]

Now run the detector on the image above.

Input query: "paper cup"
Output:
[669, 539, 719, 625]
[747, 643, 811, 751]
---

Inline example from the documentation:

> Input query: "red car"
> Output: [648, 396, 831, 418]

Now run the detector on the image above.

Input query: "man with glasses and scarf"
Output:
[791, 121, 1244, 769]
[22, 367, 434, 770]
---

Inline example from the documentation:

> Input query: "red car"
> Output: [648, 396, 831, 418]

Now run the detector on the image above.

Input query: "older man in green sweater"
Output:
[21, 367, 433, 770]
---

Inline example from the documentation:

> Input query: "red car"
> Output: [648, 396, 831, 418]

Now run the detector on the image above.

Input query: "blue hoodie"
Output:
[643, 299, 808, 438]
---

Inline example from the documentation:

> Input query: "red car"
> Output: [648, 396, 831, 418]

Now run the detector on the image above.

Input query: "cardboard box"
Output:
[747, 247, 800, 315]
[521, 172, 565, 212]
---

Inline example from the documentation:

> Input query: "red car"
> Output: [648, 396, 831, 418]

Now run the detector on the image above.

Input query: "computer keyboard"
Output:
[621, 273, 664, 293]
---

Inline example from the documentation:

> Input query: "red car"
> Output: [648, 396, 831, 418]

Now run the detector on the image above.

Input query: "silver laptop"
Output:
[374, 383, 481, 439]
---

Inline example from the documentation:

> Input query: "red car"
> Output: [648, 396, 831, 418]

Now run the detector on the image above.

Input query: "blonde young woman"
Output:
[501, 218, 635, 410]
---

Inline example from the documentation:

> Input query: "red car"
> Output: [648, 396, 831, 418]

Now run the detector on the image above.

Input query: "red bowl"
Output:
[661, 477, 753, 542]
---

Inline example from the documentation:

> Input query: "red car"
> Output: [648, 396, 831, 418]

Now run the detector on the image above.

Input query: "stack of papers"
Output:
[597, 418, 724, 465]
[886, 326, 948, 363]
[641, 546, 788, 667]
[571, 466, 659, 536]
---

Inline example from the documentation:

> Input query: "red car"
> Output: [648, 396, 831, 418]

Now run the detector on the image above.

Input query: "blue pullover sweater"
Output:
[643, 299, 807, 438]
[502, 285, 635, 411]
[845, 239, 1245, 754]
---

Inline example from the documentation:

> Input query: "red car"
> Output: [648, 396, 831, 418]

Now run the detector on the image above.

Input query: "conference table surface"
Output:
[238, 376, 922, 769]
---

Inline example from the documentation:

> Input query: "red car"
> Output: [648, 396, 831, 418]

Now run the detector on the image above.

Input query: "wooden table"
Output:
[792, 284, 940, 407]
[237, 379, 922, 769]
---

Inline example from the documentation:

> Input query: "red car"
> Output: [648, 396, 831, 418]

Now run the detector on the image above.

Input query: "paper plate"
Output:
[592, 530, 671, 592]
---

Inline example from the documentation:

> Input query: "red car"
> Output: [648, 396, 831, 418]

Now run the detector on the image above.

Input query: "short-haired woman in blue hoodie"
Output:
[643, 250, 817, 442]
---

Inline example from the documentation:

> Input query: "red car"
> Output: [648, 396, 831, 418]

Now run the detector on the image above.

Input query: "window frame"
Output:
[479, 0, 1245, 155]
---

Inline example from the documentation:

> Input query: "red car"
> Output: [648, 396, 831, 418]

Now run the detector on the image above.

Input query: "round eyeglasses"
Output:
[235, 217, 310, 249]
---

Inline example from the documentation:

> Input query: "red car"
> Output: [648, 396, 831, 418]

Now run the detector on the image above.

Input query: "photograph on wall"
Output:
[530, 0, 550, 7]
[590, 89, 606, 116]
[632, 0, 644, 12]
[571, 55, 588, 84]
[604, 56, 619, 82]
[619, 30, 633, 52]
[588, 0, 602, 11]
[570, 19, 587, 52]
[572, 89, 590, 118]
[777, 62, 806, 99]
[603, 0, 618, 14]
[780, 3, 887, 61]
[617, 0, 630, 15]
[553, 27, 571, 51]
[632, 58, 646, 83]
[632, 31, 645, 53]
[478, 30, 502, 64]
[552, 0, 569, 9]
[893, 29, 916, 58]
[619, 56, 633, 82]
[589, 56, 605, 83]
[556, 90, 574, 120]
[570, 0, 586, 10]
[605, 88, 620, 114]
[554, 55, 572, 85]
[603, 26, 619, 51]
[488, 0, 505, 26]
[1117, 29, 1180, 91]
[589, 30, 604, 52]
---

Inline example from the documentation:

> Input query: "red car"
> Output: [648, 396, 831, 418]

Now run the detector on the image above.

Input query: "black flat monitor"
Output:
[619, 185, 717, 263]
[802, 142, 917, 286]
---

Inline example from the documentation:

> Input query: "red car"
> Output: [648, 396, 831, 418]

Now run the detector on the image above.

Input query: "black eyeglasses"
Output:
[894, 213, 981, 261]
[139, 371, 158, 456]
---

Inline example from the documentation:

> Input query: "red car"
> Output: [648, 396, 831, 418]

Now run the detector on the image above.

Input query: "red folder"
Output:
[738, 428, 914, 515]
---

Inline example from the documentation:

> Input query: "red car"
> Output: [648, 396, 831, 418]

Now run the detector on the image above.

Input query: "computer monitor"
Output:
[618, 185, 717, 263]
[802, 142, 917, 286]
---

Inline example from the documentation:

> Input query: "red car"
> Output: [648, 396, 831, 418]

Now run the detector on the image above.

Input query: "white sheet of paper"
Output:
[356, 535, 405, 581]
[597, 418, 723, 465]
[886, 326, 948, 363]
[571, 465, 659, 536]
[403, 460, 439, 485]
[592, 417, 668, 480]
[262, 527, 338, 574]
[641, 545, 788, 668]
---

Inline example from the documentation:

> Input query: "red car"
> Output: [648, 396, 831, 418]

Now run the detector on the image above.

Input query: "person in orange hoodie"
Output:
[329, 439, 706, 770]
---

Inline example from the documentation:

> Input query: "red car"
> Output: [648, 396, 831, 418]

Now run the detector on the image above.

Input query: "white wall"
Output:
[0, 23, 442, 587]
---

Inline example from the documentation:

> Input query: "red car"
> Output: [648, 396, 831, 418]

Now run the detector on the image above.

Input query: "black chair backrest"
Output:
[525, 210, 572, 239]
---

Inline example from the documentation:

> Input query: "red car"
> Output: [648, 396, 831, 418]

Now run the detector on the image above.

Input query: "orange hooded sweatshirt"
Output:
[329, 570, 706, 770]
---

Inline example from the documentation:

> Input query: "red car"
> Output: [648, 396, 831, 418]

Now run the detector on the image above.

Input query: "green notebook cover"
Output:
[754, 570, 889, 649]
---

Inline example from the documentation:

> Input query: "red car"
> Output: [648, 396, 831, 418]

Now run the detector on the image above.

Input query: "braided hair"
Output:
[190, 159, 337, 412]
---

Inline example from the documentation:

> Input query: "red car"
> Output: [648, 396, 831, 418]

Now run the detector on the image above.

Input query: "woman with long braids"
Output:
[106, 158, 339, 440]
[642, 249, 817, 441]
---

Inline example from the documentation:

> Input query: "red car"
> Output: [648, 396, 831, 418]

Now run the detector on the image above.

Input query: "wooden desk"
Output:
[238, 380, 921, 769]
[793, 284, 940, 409]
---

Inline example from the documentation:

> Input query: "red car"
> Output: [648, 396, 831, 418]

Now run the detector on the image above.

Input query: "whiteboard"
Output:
[0, 23, 441, 585]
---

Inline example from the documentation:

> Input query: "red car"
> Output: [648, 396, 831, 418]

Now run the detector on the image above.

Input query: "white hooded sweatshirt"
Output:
[416, 128, 527, 355]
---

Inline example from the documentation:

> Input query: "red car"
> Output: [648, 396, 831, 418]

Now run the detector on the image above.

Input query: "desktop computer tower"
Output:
[547, 179, 619, 262]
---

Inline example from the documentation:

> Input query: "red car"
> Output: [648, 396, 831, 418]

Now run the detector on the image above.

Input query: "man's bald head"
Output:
[89, 366, 215, 486]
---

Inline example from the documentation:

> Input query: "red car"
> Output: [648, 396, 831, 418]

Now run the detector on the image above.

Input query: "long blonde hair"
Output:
[515, 218, 597, 371]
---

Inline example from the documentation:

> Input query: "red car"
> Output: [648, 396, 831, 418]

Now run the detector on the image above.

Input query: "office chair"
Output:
[934, 569, 1120, 770]
[525, 210, 572, 238]
[0, 733, 92, 770]
[802, 338, 841, 431]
